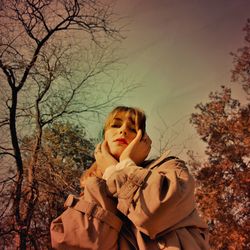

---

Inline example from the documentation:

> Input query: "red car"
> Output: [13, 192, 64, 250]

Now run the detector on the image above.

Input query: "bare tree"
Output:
[0, 0, 130, 248]
[20, 121, 96, 249]
[151, 111, 192, 158]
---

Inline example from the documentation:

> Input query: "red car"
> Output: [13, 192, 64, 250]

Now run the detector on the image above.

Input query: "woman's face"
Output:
[104, 112, 138, 159]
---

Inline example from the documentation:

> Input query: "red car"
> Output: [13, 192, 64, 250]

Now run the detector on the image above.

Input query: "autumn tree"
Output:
[231, 19, 250, 98]
[189, 20, 250, 249]
[20, 122, 95, 248]
[0, 0, 130, 249]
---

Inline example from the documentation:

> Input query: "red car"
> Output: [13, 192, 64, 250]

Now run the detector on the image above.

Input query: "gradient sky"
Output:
[89, 0, 250, 160]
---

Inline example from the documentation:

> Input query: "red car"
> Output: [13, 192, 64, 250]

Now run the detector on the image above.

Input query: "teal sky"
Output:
[89, 0, 250, 160]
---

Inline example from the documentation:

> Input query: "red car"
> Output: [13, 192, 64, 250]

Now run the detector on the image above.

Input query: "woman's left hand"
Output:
[94, 141, 118, 174]
[120, 130, 152, 165]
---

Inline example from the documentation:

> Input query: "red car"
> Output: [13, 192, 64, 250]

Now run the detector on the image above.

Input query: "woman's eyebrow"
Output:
[113, 118, 122, 122]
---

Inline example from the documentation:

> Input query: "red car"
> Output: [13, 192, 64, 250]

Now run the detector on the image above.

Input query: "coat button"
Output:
[64, 194, 75, 208]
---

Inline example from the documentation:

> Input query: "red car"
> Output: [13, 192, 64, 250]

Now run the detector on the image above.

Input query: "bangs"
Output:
[113, 110, 136, 124]
[103, 106, 146, 136]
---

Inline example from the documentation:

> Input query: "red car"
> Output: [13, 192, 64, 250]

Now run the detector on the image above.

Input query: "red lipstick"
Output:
[114, 138, 128, 145]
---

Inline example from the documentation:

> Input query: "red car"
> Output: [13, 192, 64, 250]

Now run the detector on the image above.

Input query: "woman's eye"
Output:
[129, 127, 136, 133]
[111, 124, 120, 128]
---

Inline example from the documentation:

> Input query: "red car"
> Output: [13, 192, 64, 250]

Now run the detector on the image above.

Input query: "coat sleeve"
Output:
[105, 158, 196, 239]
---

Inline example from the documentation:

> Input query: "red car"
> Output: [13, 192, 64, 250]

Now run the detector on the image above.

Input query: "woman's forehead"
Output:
[112, 111, 135, 123]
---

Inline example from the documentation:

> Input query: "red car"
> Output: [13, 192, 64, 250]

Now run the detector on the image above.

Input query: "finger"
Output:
[146, 135, 152, 145]
[124, 129, 141, 145]
[127, 129, 142, 147]
[94, 143, 101, 154]
[133, 129, 142, 143]
[141, 133, 149, 143]
[148, 137, 152, 145]
[101, 140, 109, 153]
[96, 167, 103, 177]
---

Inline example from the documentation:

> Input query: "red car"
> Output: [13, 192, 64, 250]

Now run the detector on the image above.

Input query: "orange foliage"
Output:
[189, 20, 250, 249]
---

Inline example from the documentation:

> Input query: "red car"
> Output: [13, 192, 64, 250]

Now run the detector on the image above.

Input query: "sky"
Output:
[88, 0, 249, 160]
[0, 0, 249, 174]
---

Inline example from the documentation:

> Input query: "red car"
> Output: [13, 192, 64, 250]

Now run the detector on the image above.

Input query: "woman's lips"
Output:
[114, 138, 128, 145]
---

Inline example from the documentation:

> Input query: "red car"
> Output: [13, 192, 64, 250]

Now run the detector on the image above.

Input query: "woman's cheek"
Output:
[110, 143, 127, 159]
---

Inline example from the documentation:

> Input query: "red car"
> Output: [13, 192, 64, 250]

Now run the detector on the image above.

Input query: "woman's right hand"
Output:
[120, 130, 152, 165]
[94, 141, 118, 174]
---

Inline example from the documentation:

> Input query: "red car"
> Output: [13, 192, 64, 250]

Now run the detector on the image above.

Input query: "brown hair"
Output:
[80, 106, 146, 188]
[103, 106, 146, 137]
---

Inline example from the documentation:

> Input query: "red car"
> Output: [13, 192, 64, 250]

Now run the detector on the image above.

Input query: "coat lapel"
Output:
[147, 150, 171, 170]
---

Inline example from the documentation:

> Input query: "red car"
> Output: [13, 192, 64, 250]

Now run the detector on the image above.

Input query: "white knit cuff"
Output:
[102, 158, 136, 180]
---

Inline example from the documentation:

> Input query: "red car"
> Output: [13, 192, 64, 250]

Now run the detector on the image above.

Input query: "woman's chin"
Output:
[110, 149, 124, 161]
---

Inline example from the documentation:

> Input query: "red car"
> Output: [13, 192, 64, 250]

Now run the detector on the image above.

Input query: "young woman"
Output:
[51, 106, 210, 250]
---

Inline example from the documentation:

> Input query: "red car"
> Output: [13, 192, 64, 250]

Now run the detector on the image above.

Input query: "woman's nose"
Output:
[119, 126, 127, 135]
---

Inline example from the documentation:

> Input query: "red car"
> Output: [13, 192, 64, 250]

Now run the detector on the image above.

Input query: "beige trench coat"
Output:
[50, 153, 210, 249]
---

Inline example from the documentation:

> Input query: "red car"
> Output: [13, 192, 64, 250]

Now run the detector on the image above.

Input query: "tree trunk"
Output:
[19, 228, 28, 250]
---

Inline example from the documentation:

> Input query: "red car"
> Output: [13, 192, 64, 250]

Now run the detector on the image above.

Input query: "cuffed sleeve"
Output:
[102, 164, 117, 181]
[106, 158, 197, 239]
[105, 159, 151, 214]
[102, 158, 136, 181]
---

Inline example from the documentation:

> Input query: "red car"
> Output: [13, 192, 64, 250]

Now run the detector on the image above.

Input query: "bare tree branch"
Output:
[0, 0, 128, 248]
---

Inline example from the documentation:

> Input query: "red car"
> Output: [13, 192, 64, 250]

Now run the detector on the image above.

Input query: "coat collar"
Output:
[147, 150, 171, 170]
